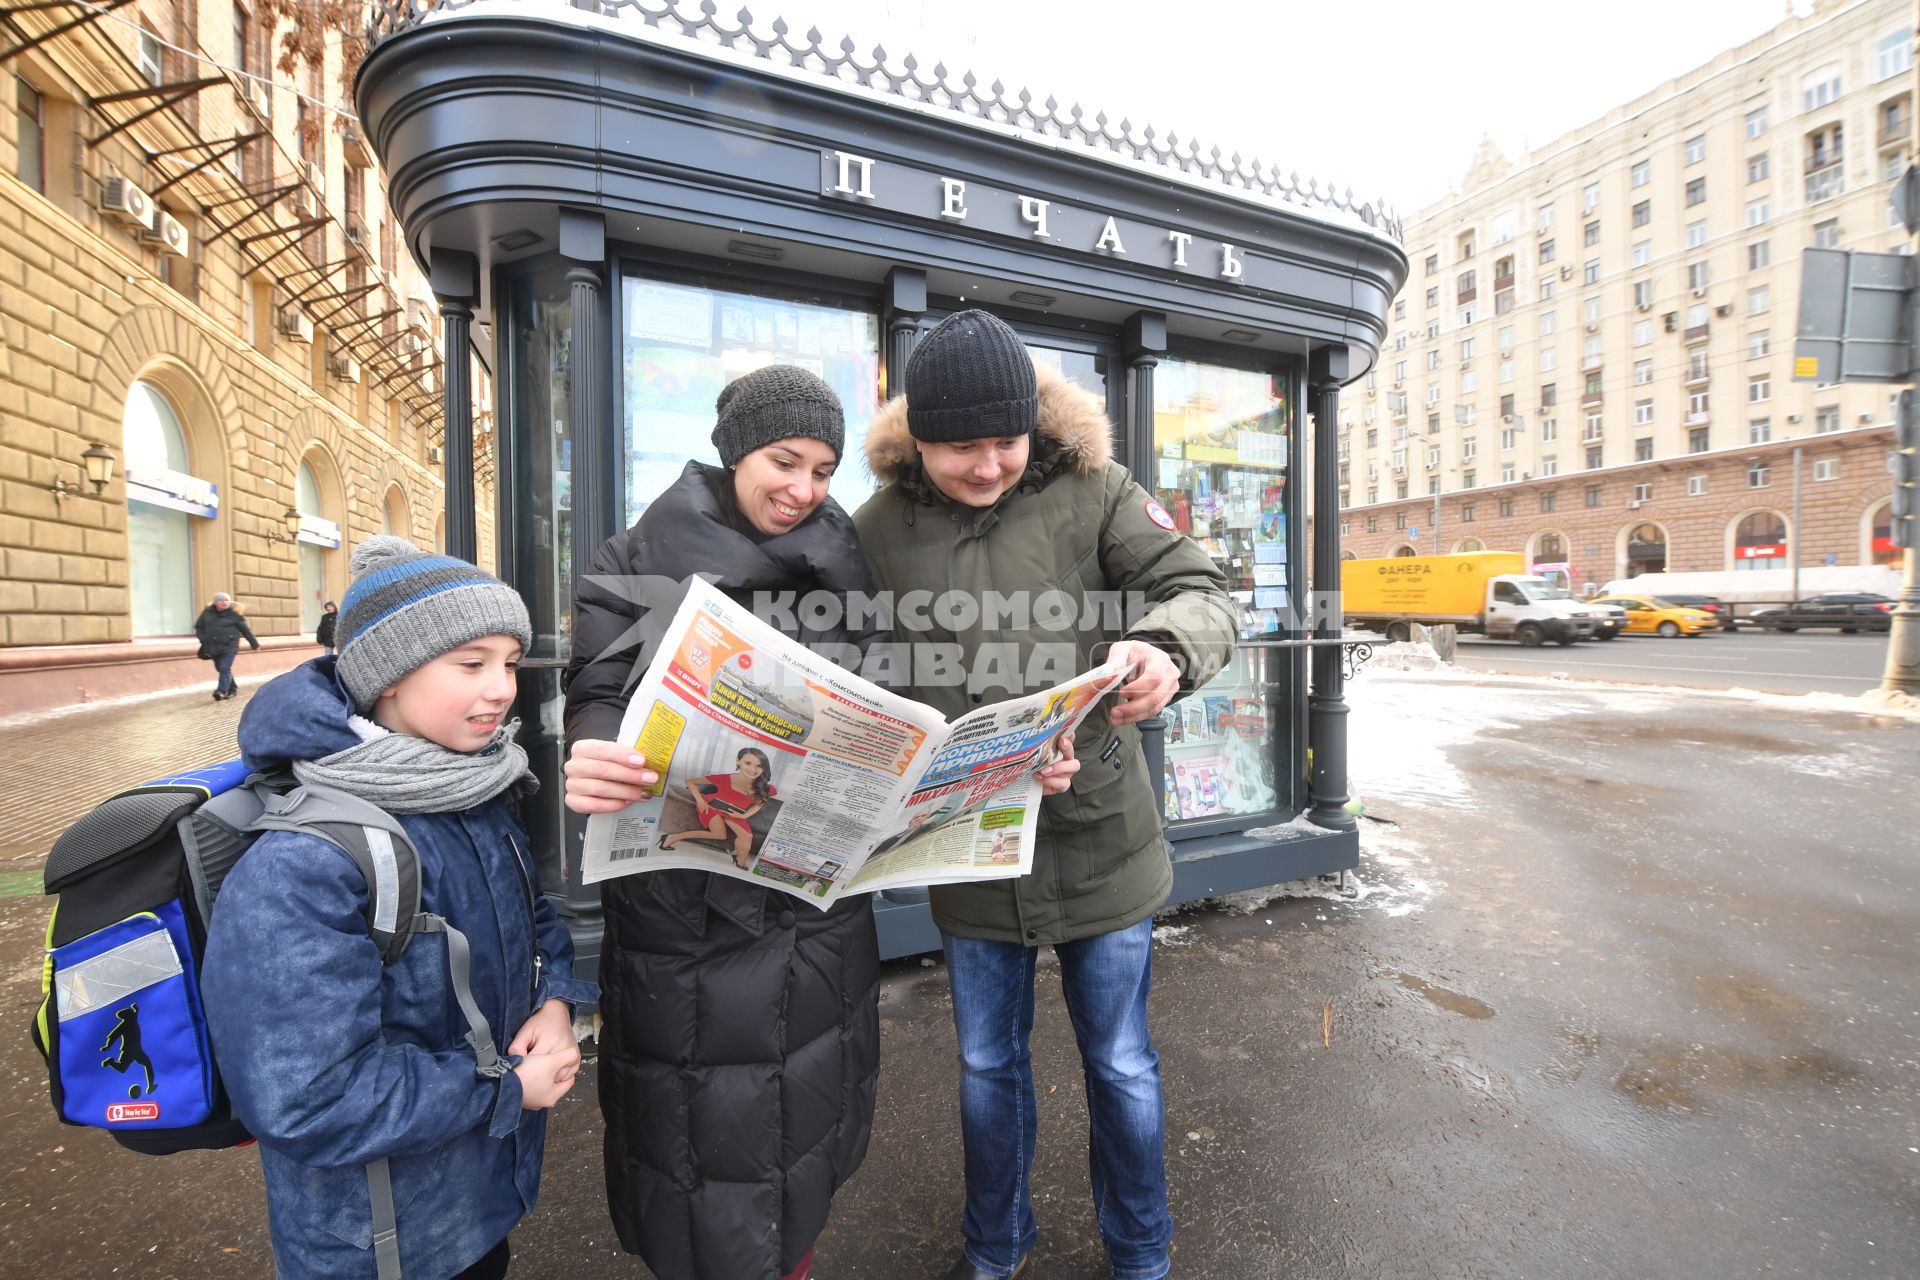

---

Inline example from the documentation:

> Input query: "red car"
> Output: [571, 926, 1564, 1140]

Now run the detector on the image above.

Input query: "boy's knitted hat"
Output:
[710, 364, 845, 466]
[904, 309, 1038, 442]
[334, 536, 532, 712]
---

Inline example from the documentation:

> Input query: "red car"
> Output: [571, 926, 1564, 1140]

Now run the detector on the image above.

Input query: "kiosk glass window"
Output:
[124, 382, 195, 636]
[621, 276, 881, 521]
[1150, 358, 1289, 826]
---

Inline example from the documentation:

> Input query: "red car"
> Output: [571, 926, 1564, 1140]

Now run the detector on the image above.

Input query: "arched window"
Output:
[123, 382, 197, 635]
[294, 453, 344, 631]
[381, 484, 410, 540]
[1732, 510, 1789, 571]
[1454, 536, 1485, 553]
[1624, 522, 1667, 577]
[1392, 544, 1419, 558]
[1868, 500, 1898, 567]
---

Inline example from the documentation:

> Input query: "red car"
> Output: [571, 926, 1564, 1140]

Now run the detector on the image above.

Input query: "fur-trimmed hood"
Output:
[864, 360, 1114, 487]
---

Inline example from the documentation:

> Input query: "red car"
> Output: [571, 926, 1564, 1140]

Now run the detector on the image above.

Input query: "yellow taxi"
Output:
[1587, 594, 1719, 638]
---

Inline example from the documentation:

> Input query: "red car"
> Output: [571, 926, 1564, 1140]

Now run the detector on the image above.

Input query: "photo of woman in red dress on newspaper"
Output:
[660, 746, 776, 869]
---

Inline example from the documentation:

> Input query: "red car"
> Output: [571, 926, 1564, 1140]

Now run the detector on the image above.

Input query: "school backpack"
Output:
[31, 760, 513, 1278]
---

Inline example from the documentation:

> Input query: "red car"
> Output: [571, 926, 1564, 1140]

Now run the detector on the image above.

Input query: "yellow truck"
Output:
[1343, 551, 1598, 646]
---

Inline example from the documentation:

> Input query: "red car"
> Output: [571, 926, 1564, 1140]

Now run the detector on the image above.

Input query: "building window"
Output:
[1748, 285, 1770, 315]
[1633, 482, 1653, 502]
[1540, 347, 1558, 372]
[1586, 446, 1604, 471]
[1803, 67, 1841, 113]
[137, 28, 164, 84]
[1367, 515, 1379, 533]
[1748, 374, 1771, 403]
[124, 382, 204, 636]
[1584, 220, 1601, 247]
[1541, 491, 1558, 513]
[1583, 182, 1600, 213]
[1537, 205, 1556, 233]
[1634, 401, 1653, 427]
[1689, 426, 1710, 453]
[1428, 413, 1441, 433]
[1685, 177, 1707, 207]
[1748, 329, 1771, 358]
[1367, 488, 1379, 505]
[1540, 311, 1558, 337]
[1631, 159, 1650, 187]
[1749, 417, 1772, 443]
[1688, 388, 1710, 419]
[1539, 278, 1556, 302]
[1633, 319, 1653, 345]
[1686, 220, 1707, 249]
[1396, 511, 1408, 530]
[1748, 462, 1770, 489]
[1684, 134, 1706, 165]
[1814, 405, 1840, 435]
[1462, 470, 1476, 489]
[1539, 238, 1556, 264]
[1746, 105, 1768, 138]
[1425, 253, 1439, 276]
[1462, 437, 1478, 460]
[1426, 286, 1439, 309]
[1811, 219, 1840, 250]
[1457, 504, 1474, 523]
[14, 76, 44, 193]
[1500, 426, 1518, 451]
[1748, 240, 1770, 270]
[1688, 261, 1710, 291]
[1394, 299, 1406, 321]
[1583, 413, 1603, 443]
[1632, 200, 1651, 229]
[1541, 457, 1559, 478]
[1541, 384, 1558, 411]
[1748, 153, 1770, 183]
[1814, 457, 1839, 481]
[1687, 474, 1707, 496]
[1580, 259, 1598, 285]
[1585, 484, 1603, 507]
[1880, 29, 1913, 81]
[1746, 198, 1769, 227]
[1689, 350, 1713, 383]
[1499, 495, 1514, 516]
[1633, 279, 1653, 309]
[1633, 437, 1653, 463]
[1633, 358, 1653, 386]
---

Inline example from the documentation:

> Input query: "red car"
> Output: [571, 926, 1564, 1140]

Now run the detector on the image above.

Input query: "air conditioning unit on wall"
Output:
[279, 308, 314, 343]
[99, 176, 156, 230]
[144, 211, 190, 257]
[328, 350, 361, 383]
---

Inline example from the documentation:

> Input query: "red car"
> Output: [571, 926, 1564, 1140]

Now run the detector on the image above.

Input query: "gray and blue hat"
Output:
[334, 536, 532, 712]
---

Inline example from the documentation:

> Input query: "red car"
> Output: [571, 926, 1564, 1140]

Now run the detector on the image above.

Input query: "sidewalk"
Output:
[0, 671, 1913, 1278]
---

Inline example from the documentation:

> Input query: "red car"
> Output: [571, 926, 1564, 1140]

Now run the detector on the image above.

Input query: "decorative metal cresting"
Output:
[364, 0, 1403, 241]
[1340, 641, 1374, 682]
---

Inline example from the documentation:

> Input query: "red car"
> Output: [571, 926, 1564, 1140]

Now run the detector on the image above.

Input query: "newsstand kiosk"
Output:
[357, 0, 1409, 961]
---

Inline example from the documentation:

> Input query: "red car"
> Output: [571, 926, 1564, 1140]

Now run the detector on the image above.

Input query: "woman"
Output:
[561, 364, 882, 1280]
[663, 746, 776, 868]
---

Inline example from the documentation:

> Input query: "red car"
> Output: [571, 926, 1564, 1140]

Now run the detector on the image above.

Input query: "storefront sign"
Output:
[824, 150, 1285, 288]
[298, 513, 342, 549]
[1735, 543, 1787, 560]
[125, 463, 219, 519]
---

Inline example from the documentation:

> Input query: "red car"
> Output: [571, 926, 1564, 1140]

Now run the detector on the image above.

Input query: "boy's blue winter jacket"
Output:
[201, 660, 597, 1279]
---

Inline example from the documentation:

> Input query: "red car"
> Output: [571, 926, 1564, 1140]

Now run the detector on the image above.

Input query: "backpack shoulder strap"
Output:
[250, 785, 421, 963]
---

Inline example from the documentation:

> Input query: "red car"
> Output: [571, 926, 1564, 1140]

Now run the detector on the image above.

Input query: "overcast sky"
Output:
[781, 0, 1805, 216]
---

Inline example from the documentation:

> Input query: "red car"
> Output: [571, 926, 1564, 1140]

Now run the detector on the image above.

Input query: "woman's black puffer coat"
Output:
[565, 461, 883, 1280]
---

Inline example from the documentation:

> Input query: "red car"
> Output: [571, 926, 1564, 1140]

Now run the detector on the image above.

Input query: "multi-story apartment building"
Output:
[1, 0, 494, 711]
[1340, 0, 1905, 593]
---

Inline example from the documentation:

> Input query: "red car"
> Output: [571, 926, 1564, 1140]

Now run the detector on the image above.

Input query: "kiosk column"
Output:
[1307, 345, 1355, 831]
[431, 247, 478, 563]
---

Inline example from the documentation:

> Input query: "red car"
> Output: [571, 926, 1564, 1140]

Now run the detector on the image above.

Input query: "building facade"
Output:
[1, 0, 491, 713]
[1340, 0, 1906, 593]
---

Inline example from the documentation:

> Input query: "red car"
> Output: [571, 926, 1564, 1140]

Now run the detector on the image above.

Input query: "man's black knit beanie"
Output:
[904, 309, 1038, 442]
[710, 364, 845, 466]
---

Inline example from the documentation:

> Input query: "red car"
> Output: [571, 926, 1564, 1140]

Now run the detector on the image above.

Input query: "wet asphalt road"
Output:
[1452, 629, 1890, 696]
[0, 674, 1914, 1278]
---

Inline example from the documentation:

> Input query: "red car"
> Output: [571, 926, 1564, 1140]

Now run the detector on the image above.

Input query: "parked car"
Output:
[1585, 600, 1627, 640]
[1587, 594, 1719, 637]
[1653, 593, 1738, 632]
[1750, 593, 1896, 634]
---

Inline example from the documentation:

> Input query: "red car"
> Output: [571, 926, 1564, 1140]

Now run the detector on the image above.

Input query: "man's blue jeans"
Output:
[212, 647, 237, 697]
[942, 918, 1171, 1280]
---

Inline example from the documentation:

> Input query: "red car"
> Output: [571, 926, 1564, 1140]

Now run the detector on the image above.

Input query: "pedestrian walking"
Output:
[193, 592, 258, 701]
[315, 599, 339, 654]
[202, 536, 595, 1280]
[853, 310, 1236, 1280]
[561, 364, 890, 1280]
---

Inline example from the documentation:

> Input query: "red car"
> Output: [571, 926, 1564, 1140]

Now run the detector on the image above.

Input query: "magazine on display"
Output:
[580, 578, 1129, 908]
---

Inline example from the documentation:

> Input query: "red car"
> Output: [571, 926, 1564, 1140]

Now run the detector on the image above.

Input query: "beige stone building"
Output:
[1340, 0, 1906, 594]
[1, 0, 493, 713]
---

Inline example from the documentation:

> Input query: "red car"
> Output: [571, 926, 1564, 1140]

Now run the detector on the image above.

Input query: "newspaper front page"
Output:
[581, 578, 1127, 908]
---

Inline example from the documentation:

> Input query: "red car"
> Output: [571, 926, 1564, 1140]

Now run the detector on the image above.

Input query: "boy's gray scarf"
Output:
[292, 719, 535, 814]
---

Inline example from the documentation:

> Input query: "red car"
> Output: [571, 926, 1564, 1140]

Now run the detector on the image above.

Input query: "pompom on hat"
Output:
[333, 536, 532, 713]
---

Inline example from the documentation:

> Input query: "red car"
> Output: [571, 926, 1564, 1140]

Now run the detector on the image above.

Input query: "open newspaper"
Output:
[581, 578, 1128, 908]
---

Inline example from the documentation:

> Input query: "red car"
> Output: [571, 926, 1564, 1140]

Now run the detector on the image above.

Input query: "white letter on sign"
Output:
[1019, 196, 1052, 239]
[832, 152, 875, 201]
[1094, 216, 1126, 255]
[1167, 230, 1192, 268]
[940, 177, 968, 221]
[1220, 243, 1243, 279]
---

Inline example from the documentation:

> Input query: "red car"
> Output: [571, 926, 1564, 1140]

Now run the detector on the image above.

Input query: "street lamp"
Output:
[49, 440, 116, 503]
[267, 506, 303, 544]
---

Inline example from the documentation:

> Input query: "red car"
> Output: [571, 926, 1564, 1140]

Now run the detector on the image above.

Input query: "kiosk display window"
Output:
[621, 275, 882, 521]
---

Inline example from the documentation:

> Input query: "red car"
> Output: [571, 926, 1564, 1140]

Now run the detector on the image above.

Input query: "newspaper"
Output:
[581, 578, 1128, 908]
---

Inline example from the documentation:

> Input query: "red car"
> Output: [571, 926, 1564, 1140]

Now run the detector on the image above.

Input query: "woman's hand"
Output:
[1105, 640, 1182, 726]
[563, 740, 660, 815]
[1035, 732, 1079, 796]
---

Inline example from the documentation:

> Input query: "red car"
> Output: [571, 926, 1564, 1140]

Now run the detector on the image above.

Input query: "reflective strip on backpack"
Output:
[54, 914, 180, 1019]
[362, 827, 401, 940]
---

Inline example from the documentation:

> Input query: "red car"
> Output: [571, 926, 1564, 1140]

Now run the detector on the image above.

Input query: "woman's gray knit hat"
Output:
[334, 536, 532, 712]
[710, 364, 845, 466]
[904, 309, 1038, 442]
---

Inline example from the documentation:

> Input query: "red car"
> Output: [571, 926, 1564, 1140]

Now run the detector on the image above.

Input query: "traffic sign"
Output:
[1793, 248, 1913, 384]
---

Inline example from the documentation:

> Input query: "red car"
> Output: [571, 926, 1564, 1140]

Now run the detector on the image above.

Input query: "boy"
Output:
[203, 536, 596, 1280]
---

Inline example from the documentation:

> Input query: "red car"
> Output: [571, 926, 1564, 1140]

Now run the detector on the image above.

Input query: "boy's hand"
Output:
[1106, 640, 1180, 726]
[512, 1051, 579, 1110]
[509, 999, 578, 1061]
[1035, 733, 1079, 796]
[564, 740, 661, 814]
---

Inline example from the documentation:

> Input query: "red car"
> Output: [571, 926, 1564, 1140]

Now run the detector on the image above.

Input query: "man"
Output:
[194, 591, 259, 701]
[855, 310, 1236, 1280]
